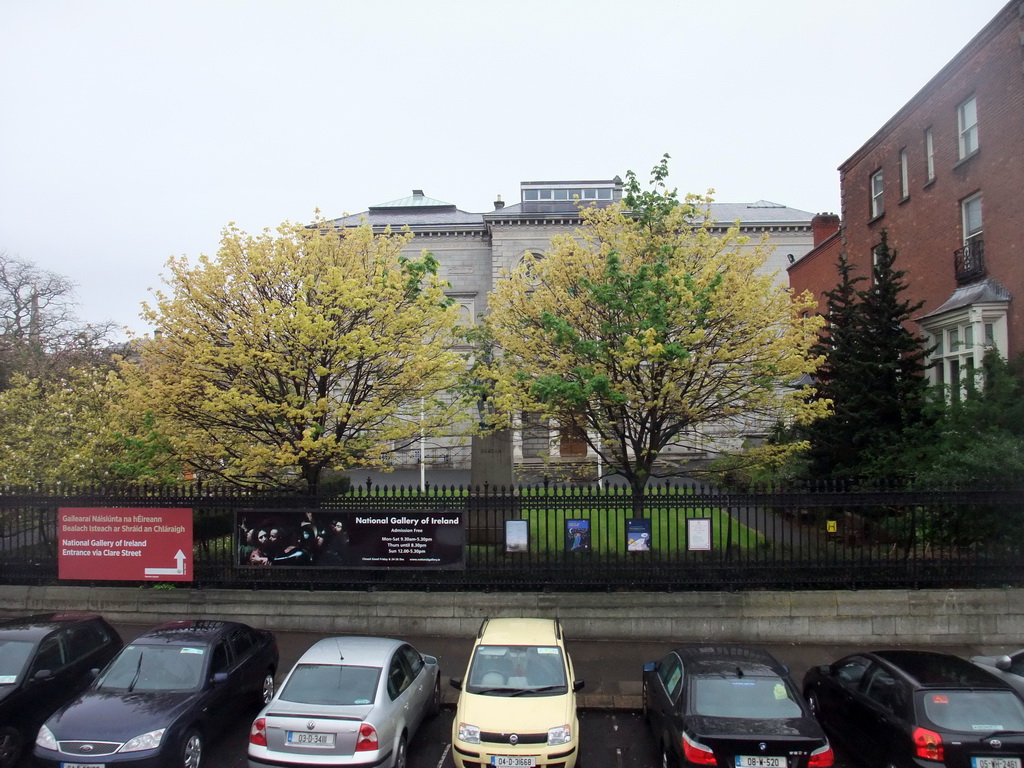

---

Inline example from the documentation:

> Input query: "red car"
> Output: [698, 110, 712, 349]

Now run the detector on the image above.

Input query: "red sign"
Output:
[58, 508, 193, 582]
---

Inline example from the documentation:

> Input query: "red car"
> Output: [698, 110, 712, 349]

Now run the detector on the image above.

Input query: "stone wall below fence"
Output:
[1, 585, 1022, 645]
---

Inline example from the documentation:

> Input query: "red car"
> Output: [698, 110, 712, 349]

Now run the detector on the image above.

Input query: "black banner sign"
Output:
[236, 509, 464, 570]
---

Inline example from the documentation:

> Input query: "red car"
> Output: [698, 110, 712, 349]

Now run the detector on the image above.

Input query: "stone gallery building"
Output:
[332, 177, 818, 479]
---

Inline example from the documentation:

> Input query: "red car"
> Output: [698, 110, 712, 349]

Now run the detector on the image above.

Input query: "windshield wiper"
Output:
[127, 653, 144, 692]
[507, 685, 563, 696]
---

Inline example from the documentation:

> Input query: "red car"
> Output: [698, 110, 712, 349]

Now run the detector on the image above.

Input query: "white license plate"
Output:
[62, 764, 105, 768]
[973, 758, 1022, 768]
[286, 731, 336, 747]
[492, 756, 536, 767]
[736, 757, 787, 768]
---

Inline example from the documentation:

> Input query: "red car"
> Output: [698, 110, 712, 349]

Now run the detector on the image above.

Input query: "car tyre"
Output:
[259, 670, 275, 706]
[660, 741, 675, 768]
[0, 727, 22, 768]
[428, 676, 441, 718]
[394, 734, 407, 768]
[180, 728, 203, 768]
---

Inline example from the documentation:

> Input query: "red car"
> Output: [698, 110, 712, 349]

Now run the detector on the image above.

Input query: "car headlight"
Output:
[457, 722, 481, 744]
[119, 728, 165, 753]
[35, 725, 58, 751]
[547, 725, 571, 746]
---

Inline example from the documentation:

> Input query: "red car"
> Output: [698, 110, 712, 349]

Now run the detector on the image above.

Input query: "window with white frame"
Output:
[962, 193, 983, 247]
[925, 128, 935, 182]
[870, 169, 884, 218]
[899, 149, 909, 199]
[522, 187, 613, 202]
[922, 308, 1007, 395]
[958, 96, 978, 159]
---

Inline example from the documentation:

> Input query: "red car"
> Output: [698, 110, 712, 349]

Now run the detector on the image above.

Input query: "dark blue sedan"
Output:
[33, 619, 278, 768]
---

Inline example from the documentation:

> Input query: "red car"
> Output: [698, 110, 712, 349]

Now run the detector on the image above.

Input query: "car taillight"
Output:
[681, 731, 716, 765]
[355, 723, 378, 752]
[913, 726, 944, 761]
[808, 742, 834, 767]
[249, 718, 267, 747]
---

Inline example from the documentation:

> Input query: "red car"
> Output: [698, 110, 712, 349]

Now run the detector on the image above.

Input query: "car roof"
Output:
[672, 645, 788, 677]
[130, 619, 244, 645]
[874, 650, 1008, 689]
[296, 636, 405, 667]
[478, 618, 560, 646]
[0, 612, 107, 641]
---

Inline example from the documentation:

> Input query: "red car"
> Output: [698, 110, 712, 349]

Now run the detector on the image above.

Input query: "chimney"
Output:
[412, 189, 424, 197]
[811, 212, 840, 246]
[494, 194, 505, 210]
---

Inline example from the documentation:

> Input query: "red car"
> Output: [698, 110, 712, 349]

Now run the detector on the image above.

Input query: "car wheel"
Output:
[0, 727, 22, 768]
[660, 742, 675, 768]
[259, 670, 275, 705]
[180, 728, 203, 768]
[428, 676, 441, 718]
[393, 734, 407, 768]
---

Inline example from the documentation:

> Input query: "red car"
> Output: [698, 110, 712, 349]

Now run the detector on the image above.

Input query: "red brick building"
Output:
[789, 0, 1024, 387]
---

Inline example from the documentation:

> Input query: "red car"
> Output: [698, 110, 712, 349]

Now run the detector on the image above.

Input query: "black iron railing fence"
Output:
[2, 480, 1022, 592]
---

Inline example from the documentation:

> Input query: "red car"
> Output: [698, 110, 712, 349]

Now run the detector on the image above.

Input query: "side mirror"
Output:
[422, 655, 438, 667]
[32, 669, 54, 682]
[643, 662, 656, 673]
[573, 679, 585, 692]
[449, 678, 462, 691]
[996, 655, 1013, 671]
[816, 665, 831, 676]
[212, 672, 229, 685]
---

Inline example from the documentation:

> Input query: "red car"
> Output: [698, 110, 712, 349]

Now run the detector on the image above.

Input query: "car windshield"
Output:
[0, 640, 35, 684]
[922, 690, 1024, 732]
[279, 663, 381, 706]
[467, 645, 567, 695]
[692, 675, 803, 719]
[98, 644, 205, 692]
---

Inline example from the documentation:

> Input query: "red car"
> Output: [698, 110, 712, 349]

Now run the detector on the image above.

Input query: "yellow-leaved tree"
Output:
[132, 217, 465, 491]
[478, 157, 827, 511]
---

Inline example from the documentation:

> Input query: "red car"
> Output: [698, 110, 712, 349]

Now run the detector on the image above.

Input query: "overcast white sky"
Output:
[0, 0, 1009, 336]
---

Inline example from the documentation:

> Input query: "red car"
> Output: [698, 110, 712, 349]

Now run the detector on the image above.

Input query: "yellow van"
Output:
[450, 618, 584, 768]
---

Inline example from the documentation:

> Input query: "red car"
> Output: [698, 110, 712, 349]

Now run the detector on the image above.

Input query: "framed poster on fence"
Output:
[565, 519, 591, 552]
[687, 517, 712, 551]
[505, 520, 529, 553]
[626, 519, 652, 551]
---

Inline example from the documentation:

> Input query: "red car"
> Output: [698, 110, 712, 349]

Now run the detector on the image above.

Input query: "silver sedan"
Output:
[247, 636, 441, 768]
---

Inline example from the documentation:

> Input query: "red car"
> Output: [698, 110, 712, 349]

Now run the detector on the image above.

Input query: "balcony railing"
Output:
[954, 237, 985, 284]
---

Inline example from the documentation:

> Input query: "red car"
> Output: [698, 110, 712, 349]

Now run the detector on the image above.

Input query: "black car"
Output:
[972, 648, 1024, 699]
[803, 649, 1024, 768]
[0, 612, 122, 768]
[34, 619, 278, 768]
[643, 644, 833, 767]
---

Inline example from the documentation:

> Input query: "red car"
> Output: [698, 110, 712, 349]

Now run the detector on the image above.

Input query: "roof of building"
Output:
[330, 191, 813, 229]
[919, 278, 1012, 320]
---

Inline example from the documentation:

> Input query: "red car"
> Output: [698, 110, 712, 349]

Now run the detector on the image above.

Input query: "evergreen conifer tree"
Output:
[805, 231, 931, 479]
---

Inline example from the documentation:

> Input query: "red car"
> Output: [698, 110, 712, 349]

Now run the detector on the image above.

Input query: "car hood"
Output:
[687, 715, 825, 740]
[47, 690, 200, 740]
[458, 691, 576, 734]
